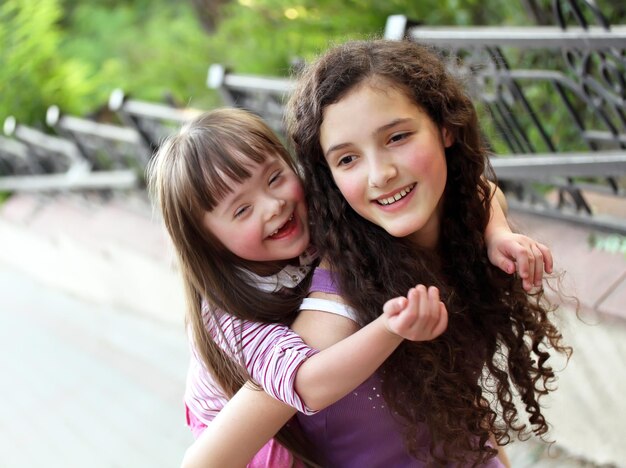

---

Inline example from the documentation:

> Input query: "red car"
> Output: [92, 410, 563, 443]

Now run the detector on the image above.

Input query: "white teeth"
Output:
[377, 184, 415, 206]
[269, 214, 293, 237]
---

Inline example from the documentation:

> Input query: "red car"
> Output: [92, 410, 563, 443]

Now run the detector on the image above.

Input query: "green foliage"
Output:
[204, 0, 527, 76]
[0, 0, 95, 124]
[0, 0, 215, 127]
[2, 0, 623, 129]
[60, 2, 215, 110]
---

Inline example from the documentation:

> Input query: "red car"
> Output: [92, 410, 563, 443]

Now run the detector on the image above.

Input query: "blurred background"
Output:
[3, 0, 623, 126]
[1, 0, 625, 467]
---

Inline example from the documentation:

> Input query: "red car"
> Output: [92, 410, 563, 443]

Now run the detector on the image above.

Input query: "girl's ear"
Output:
[441, 127, 454, 148]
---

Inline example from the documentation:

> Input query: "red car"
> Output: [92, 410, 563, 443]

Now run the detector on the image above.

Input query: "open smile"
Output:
[375, 183, 416, 206]
[267, 214, 296, 240]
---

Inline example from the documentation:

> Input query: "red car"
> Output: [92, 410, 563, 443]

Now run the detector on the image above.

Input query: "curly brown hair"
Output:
[287, 39, 570, 466]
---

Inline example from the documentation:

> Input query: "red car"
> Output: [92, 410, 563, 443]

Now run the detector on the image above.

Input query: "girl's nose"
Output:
[368, 157, 397, 188]
[264, 197, 286, 221]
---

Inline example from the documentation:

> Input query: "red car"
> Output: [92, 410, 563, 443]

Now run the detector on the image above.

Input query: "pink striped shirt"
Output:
[184, 307, 319, 425]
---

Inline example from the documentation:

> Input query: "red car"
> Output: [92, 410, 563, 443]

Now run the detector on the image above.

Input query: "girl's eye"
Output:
[234, 205, 249, 218]
[337, 155, 356, 167]
[269, 171, 282, 185]
[389, 132, 411, 144]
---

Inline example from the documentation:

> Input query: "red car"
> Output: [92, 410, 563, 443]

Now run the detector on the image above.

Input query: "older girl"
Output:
[286, 39, 570, 466]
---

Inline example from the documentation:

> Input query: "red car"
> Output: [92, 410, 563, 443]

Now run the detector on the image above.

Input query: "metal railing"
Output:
[384, 0, 626, 232]
[0, 116, 138, 192]
[1, 0, 624, 232]
[207, 64, 293, 136]
[108, 88, 203, 152]
[0, 90, 205, 192]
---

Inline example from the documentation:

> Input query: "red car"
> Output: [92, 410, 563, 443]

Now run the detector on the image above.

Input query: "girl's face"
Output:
[319, 81, 453, 248]
[203, 154, 309, 263]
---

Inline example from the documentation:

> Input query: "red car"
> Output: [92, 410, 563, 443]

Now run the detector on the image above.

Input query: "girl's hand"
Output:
[382, 285, 448, 341]
[487, 231, 553, 292]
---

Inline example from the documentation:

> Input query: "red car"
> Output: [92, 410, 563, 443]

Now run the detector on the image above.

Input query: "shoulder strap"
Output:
[298, 297, 358, 323]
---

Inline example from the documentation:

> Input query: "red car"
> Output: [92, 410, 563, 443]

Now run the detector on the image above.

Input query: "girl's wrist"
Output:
[485, 225, 512, 246]
[375, 315, 406, 342]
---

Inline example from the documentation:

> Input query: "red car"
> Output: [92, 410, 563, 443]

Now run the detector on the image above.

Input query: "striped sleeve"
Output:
[207, 311, 320, 415]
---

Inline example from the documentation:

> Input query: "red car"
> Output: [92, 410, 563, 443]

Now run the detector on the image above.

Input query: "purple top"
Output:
[297, 268, 504, 467]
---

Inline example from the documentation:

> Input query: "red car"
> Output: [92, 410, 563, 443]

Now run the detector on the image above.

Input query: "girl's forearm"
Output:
[181, 384, 296, 468]
[294, 315, 401, 411]
[484, 180, 511, 242]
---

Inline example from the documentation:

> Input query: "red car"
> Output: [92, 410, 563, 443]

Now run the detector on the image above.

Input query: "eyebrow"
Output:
[217, 159, 276, 215]
[324, 118, 414, 158]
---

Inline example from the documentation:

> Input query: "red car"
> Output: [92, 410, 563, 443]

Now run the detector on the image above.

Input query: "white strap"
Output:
[299, 297, 359, 323]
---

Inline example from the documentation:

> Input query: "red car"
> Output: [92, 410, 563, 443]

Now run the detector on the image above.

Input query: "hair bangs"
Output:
[186, 130, 268, 213]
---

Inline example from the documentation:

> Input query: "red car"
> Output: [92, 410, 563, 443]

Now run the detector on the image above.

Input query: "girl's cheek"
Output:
[290, 178, 306, 202]
[334, 176, 361, 207]
[232, 231, 264, 259]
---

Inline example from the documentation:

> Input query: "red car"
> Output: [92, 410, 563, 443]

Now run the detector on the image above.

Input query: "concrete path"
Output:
[0, 191, 624, 468]
[0, 263, 193, 468]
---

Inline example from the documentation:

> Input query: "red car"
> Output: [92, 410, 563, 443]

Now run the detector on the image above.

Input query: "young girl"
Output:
[284, 39, 570, 465]
[148, 107, 553, 466]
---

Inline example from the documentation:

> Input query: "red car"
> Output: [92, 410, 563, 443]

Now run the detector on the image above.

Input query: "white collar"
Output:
[241, 246, 318, 293]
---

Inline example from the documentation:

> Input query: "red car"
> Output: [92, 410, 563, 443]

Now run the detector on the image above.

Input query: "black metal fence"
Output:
[383, 0, 626, 232]
[208, 0, 626, 233]
[1, 0, 624, 231]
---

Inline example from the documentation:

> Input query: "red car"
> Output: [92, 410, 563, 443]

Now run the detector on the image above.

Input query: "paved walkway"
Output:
[0, 263, 192, 468]
[0, 192, 624, 467]
[511, 211, 626, 320]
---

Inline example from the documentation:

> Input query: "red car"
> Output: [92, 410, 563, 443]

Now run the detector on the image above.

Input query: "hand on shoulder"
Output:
[487, 231, 553, 292]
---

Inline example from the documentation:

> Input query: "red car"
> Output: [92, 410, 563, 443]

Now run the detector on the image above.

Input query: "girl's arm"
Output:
[484, 181, 553, 291]
[182, 287, 447, 467]
[181, 384, 297, 468]
[213, 285, 447, 414]
[294, 285, 447, 411]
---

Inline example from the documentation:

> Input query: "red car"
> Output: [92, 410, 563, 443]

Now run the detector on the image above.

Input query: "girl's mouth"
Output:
[375, 183, 416, 206]
[267, 214, 296, 240]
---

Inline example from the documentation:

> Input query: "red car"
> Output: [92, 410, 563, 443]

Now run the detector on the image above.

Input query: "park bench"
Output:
[208, 1, 626, 233]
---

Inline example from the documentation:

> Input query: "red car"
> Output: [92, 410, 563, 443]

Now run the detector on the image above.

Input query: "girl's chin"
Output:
[382, 225, 417, 238]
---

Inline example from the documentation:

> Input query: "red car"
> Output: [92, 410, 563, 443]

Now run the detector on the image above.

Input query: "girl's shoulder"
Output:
[305, 262, 358, 323]
[318, 257, 332, 269]
[310, 261, 343, 297]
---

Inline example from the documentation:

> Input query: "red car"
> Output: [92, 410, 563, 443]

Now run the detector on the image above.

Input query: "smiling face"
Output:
[320, 79, 453, 248]
[203, 154, 309, 263]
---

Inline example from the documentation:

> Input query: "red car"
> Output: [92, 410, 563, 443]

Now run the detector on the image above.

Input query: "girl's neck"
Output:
[246, 258, 298, 277]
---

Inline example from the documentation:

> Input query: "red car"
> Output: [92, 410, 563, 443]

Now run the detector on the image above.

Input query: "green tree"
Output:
[2, 0, 623, 128]
[60, 2, 213, 109]
[201, 0, 527, 76]
[0, 0, 95, 124]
